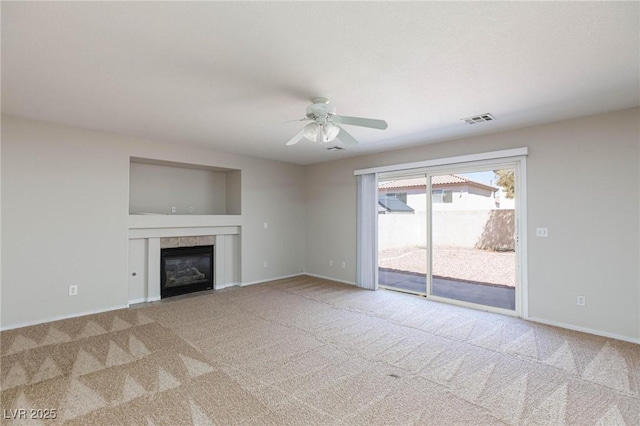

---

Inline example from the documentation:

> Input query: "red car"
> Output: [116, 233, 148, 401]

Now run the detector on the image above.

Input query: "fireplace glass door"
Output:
[161, 245, 213, 298]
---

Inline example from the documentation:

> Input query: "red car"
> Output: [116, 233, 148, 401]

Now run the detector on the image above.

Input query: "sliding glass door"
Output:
[378, 161, 521, 314]
[378, 174, 427, 294]
[427, 168, 516, 311]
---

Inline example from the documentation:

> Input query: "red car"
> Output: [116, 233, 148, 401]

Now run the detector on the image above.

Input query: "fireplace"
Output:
[160, 245, 213, 298]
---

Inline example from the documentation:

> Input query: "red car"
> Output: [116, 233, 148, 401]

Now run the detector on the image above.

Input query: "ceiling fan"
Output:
[285, 97, 388, 147]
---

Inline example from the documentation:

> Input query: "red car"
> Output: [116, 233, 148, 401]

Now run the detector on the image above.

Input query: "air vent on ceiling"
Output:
[461, 113, 495, 125]
[326, 146, 346, 151]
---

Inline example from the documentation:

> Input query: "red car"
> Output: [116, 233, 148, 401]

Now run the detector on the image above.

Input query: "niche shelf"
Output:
[129, 157, 241, 216]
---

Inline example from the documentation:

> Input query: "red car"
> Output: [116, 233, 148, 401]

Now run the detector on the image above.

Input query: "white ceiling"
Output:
[2, 2, 639, 165]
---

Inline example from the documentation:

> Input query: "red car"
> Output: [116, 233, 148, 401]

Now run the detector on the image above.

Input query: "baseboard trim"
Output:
[525, 316, 640, 344]
[303, 273, 356, 286]
[215, 282, 239, 290]
[127, 296, 160, 306]
[241, 273, 305, 287]
[1, 304, 129, 331]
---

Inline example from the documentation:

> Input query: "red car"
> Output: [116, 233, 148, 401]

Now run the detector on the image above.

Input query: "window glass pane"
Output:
[430, 169, 516, 310]
[378, 174, 427, 294]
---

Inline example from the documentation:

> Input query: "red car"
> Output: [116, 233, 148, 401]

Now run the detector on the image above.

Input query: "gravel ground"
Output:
[379, 246, 515, 287]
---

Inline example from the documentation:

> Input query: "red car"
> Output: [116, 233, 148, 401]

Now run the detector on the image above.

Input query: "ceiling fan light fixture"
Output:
[303, 122, 319, 141]
[322, 123, 340, 142]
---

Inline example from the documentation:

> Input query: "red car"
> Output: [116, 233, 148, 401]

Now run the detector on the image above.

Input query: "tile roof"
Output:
[378, 174, 497, 192]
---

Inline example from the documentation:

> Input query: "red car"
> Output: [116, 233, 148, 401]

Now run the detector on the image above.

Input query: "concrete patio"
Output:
[379, 269, 515, 310]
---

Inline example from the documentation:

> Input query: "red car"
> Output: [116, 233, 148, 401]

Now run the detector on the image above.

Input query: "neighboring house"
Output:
[378, 174, 500, 211]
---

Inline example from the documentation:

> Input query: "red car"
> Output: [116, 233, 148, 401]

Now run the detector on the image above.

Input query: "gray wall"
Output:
[226, 170, 242, 215]
[305, 108, 640, 341]
[2, 108, 639, 342]
[1, 115, 306, 328]
[129, 162, 229, 215]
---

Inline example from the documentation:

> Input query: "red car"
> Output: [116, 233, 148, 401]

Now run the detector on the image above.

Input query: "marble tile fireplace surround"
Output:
[128, 215, 240, 304]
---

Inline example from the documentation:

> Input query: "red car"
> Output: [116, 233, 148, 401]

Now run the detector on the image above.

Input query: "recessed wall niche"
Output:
[129, 157, 241, 215]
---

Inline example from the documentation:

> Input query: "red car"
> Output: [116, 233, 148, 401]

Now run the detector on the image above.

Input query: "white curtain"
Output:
[356, 173, 378, 290]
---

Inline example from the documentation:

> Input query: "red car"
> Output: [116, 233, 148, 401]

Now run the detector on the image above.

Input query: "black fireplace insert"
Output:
[160, 245, 213, 298]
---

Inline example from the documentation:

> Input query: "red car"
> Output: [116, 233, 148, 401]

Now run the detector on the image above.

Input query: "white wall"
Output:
[226, 170, 242, 215]
[0, 115, 3, 328]
[379, 212, 428, 250]
[406, 186, 497, 211]
[306, 108, 640, 341]
[407, 192, 427, 212]
[1, 115, 306, 328]
[129, 162, 228, 215]
[2, 109, 639, 342]
[379, 210, 515, 251]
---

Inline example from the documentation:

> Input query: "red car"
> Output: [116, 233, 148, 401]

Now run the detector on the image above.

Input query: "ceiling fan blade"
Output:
[336, 127, 359, 146]
[332, 115, 388, 130]
[285, 128, 306, 146]
[257, 117, 309, 128]
[283, 117, 310, 124]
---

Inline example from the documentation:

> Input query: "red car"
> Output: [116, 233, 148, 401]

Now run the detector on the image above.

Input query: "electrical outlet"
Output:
[577, 295, 586, 306]
[263, 261, 268, 268]
[188, 206, 194, 213]
[329, 260, 333, 266]
[264, 222, 268, 229]
[69, 285, 78, 296]
[341, 261, 346, 269]
[171, 206, 176, 213]
[536, 227, 549, 237]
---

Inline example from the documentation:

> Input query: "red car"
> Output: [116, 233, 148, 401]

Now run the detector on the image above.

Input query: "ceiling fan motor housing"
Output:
[306, 102, 336, 122]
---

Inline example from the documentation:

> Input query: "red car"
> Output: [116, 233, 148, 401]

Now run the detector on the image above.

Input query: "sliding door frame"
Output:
[424, 158, 525, 317]
[364, 149, 528, 318]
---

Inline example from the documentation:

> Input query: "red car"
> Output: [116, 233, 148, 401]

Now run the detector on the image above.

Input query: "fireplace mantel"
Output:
[129, 214, 242, 230]
[127, 215, 240, 304]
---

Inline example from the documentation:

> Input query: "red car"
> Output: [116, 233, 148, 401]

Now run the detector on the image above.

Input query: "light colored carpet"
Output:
[1, 276, 639, 425]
